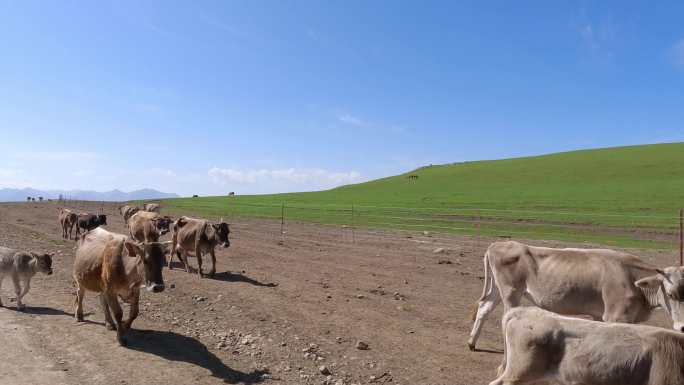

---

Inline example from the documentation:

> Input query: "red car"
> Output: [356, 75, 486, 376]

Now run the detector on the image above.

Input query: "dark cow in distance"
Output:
[170, 216, 230, 278]
[73, 227, 169, 345]
[76, 213, 107, 236]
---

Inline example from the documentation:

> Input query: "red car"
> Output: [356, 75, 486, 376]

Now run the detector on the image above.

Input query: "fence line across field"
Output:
[218, 200, 684, 264]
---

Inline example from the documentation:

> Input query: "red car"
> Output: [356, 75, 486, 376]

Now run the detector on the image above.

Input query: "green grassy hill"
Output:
[163, 143, 684, 248]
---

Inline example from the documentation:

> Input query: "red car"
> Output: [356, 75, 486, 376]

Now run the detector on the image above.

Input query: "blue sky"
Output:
[1, 1, 683, 196]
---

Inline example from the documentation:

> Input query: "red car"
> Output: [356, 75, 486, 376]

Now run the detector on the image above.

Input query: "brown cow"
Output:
[58, 208, 78, 240]
[118, 205, 140, 222]
[143, 203, 161, 212]
[170, 216, 230, 278]
[73, 227, 169, 345]
[127, 211, 172, 243]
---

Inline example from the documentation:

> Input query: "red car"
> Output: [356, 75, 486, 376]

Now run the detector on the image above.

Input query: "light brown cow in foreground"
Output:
[490, 307, 684, 385]
[170, 216, 230, 278]
[143, 203, 160, 212]
[118, 205, 140, 222]
[73, 227, 168, 345]
[58, 208, 78, 240]
[468, 241, 684, 351]
[127, 211, 173, 243]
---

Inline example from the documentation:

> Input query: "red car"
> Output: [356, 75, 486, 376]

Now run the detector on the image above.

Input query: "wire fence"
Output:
[166, 200, 684, 258]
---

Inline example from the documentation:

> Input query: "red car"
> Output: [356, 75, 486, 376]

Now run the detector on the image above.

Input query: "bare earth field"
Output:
[0, 202, 678, 385]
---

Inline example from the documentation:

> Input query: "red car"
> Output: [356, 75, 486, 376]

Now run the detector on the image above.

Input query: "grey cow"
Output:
[0, 247, 53, 310]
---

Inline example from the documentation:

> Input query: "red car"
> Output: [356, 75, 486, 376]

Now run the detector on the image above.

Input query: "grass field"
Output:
[161, 143, 684, 249]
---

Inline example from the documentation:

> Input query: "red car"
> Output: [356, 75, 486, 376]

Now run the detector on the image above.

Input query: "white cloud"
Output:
[671, 38, 684, 68]
[338, 114, 368, 127]
[208, 167, 363, 190]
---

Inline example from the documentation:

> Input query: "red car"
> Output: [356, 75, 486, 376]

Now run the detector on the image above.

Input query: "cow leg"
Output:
[74, 284, 85, 322]
[123, 291, 140, 332]
[0, 273, 4, 307]
[103, 292, 127, 346]
[196, 246, 204, 278]
[11, 274, 25, 311]
[208, 248, 216, 277]
[468, 282, 501, 350]
[181, 252, 190, 273]
[497, 288, 525, 375]
[17, 276, 31, 309]
[99, 294, 115, 330]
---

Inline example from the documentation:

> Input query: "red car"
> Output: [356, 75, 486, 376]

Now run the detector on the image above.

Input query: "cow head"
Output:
[30, 252, 54, 275]
[212, 219, 230, 248]
[636, 267, 684, 332]
[154, 216, 173, 235]
[97, 214, 107, 226]
[124, 240, 169, 293]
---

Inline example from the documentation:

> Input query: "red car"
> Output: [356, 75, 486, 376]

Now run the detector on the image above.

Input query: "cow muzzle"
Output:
[675, 322, 684, 333]
[146, 283, 165, 293]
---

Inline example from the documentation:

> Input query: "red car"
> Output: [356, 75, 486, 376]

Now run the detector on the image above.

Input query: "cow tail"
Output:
[471, 249, 493, 321]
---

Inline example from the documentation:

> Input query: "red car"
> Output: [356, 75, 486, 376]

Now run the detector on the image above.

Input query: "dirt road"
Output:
[0, 202, 676, 385]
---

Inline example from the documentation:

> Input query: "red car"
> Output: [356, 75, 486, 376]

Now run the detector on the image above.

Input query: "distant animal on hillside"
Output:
[0, 247, 53, 310]
[73, 227, 168, 345]
[76, 213, 107, 236]
[59, 208, 78, 240]
[192, 195, 199, 198]
[228, 192, 235, 196]
[407, 175, 419, 181]
[170, 216, 230, 278]
[143, 203, 160, 212]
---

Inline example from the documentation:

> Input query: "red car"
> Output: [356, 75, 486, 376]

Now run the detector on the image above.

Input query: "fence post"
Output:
[679, 208, 683, 266]
[351, 204, 355, 243]
[280, 203, 285, 241]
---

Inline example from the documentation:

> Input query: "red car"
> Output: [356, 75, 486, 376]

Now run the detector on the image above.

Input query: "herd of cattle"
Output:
[4, 203, 684, 384]
[52, 203, 229, 345]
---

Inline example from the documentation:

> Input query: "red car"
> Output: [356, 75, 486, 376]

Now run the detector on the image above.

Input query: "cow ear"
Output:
[124, 240, 143, 257]
[635, 275, 663, 288]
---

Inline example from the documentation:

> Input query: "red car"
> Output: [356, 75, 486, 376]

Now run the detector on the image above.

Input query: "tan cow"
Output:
[143, 203, 160, 212]
[127, 211, 172, 243]
[468, 241, 684, 351]
[118, 205, 140, 222]
[170, 216, 230, 278]
[58, 208, 78, 240]
[490, 306, 684, 385]
[73, 227, 168, 345]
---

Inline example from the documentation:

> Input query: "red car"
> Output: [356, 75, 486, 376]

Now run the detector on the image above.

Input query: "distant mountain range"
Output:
[0, 188, 179, 202]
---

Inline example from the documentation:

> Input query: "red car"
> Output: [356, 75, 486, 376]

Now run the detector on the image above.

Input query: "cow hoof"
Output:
[209, 271, 216, 277]
[16, 305, 25, 312]
[105, 323, 115, 331]
[118, 338, 128, 347]
[467, 342, 476, 351]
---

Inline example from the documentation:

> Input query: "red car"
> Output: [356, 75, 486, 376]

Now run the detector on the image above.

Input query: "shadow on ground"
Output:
[210, 271, 278, 287]
[127, 329, 268, 384]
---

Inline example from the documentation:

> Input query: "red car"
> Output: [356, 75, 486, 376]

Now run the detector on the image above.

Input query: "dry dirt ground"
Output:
[0, 201, 678, 385]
